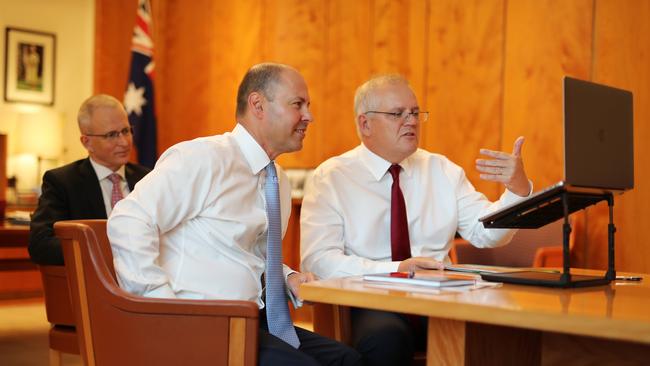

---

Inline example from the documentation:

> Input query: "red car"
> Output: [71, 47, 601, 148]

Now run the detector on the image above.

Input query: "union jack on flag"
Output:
[123, 0, 157, 168]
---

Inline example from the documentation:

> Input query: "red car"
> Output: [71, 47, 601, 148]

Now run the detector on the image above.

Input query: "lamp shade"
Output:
[15, 110, 63, 158]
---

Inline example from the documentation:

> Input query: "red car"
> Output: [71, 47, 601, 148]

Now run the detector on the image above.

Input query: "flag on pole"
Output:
[123, 0, 157, 168]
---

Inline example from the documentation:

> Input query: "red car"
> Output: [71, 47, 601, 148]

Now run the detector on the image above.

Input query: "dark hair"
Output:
[236, 63, 290, 118]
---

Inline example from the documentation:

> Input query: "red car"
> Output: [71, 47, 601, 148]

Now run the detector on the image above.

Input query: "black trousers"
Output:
[350, 308, 427, 366]
[258, 310, 362, 366]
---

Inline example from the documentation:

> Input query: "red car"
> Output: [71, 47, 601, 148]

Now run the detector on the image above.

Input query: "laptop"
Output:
[478, 77, 633, 287]
[479, 76, 634, 229]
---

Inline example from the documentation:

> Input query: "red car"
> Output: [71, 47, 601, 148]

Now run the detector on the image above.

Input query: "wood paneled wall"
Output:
[590, 0, 650, 272]
[94, 0, 650, 273]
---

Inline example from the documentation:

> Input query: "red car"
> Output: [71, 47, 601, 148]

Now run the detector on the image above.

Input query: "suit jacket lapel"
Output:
[80, 158, 108, 218]
[125, 163, 138, 191]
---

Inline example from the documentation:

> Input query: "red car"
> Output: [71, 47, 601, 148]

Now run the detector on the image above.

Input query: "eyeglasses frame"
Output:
[364, 110, 429, 122]
[83, 126, 134, 140]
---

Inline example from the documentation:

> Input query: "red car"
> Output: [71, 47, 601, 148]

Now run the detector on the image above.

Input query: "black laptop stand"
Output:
[481, 191, 616, 288]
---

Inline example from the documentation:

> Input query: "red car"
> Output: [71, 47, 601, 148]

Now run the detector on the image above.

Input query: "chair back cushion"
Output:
[455, 219, 565, 267]
[55, 219, 259, 366]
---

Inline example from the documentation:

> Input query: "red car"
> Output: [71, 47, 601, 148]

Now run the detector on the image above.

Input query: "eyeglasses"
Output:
[364, 110, 429, 122]
[84, 127, 133, 141]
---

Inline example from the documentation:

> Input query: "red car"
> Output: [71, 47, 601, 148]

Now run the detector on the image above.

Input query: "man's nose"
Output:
[302, 108, 314, 123]
[403, 113, 418, 126]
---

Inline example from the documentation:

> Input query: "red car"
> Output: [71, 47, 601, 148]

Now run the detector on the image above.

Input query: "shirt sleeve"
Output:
[108, 145, 213, 298]
[454, 162, 533, 248]
[300, 168, 399, 280]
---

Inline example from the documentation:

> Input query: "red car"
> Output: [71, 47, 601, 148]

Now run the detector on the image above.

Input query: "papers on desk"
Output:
[362, 279, 501, 295]
[361, 271, 501, 294]
[6, 210, 31, 225]
[364, 271, 476, 287]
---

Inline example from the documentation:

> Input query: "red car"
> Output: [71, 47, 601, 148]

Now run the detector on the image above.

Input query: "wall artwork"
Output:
[4, 27, 56, 105]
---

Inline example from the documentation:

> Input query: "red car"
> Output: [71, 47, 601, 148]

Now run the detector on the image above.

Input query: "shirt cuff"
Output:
[143, 284, 176, 299]
[286, 286, 303, 309]
[504, 179, 534, 203]
[373, 260, 401, 274]
[282, 267, 303, 308]
[282, 264, 296, 279]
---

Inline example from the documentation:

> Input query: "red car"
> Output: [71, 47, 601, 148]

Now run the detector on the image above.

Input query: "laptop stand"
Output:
[481, 191, 616, 288]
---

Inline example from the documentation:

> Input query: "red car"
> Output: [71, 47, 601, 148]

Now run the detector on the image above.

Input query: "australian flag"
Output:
[123, 0, 157, 168]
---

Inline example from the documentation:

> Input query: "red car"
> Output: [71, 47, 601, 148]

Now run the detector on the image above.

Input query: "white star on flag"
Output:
[124, 82, 147, 116]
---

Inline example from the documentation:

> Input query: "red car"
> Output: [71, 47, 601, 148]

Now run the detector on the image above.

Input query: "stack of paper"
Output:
[363, 271, 476, 288]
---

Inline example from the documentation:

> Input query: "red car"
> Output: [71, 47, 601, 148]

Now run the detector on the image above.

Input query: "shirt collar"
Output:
[89, 158, 126, 181]
[359, 143, 415, 181]
[232, 123, 271, 175]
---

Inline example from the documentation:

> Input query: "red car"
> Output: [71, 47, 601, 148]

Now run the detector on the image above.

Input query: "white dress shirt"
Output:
[108, 124, 293, 308]
[300, 144, 531, 279]
[89, 158, 129, 217]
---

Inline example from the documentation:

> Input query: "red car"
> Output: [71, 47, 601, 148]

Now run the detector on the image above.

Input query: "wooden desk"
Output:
[0, 221, 41, 298]
[301, 269, 650, 365]
[0, 222, 33, 270]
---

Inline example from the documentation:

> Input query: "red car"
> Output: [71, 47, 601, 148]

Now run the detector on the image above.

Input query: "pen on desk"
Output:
[615, 275, 643, 281]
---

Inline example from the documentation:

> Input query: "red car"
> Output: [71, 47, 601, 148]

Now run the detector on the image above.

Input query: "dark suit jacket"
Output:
[28, 158, 150, 265]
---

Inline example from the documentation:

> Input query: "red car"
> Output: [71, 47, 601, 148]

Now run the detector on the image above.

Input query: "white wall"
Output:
[0, 0, 94, 191]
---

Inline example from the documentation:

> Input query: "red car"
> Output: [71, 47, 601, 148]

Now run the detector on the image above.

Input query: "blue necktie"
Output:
[264, 162, 300, 348]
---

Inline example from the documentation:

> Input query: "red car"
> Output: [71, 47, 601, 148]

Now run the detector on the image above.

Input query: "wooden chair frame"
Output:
[55, 220, 259, 366]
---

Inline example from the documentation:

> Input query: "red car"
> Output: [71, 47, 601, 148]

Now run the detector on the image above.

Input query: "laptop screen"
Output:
[564, 77, 633, 190]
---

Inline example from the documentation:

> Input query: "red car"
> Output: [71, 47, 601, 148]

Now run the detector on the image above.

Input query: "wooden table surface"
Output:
[0, 221, 30, 246]
[0, 220, 40, 298]
[301, 269, 650, 365]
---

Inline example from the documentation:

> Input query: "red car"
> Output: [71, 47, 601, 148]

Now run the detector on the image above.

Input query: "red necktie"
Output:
[389, 164, 411, 261]
[108, 173, 124, 208]
[389, 165, 421, 331]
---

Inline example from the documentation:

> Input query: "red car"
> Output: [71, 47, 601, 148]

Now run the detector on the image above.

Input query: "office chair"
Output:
[55, 219, 259, 366]
[453, 217, 576, 267]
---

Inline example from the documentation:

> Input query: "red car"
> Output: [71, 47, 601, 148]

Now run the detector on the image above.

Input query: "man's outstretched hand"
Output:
[476, 136, 530, 197]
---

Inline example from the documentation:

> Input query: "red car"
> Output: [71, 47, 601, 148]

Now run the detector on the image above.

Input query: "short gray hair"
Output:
[353, 74, 411, 117]
[77, 94, 125, 132]
[236, 63, 294, 118]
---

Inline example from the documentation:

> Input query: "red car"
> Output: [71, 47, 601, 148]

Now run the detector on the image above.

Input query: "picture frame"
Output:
[4, 27, 56, 105]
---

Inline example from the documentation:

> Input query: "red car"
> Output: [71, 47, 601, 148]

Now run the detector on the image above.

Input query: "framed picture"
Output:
[4, 27, 56, 105]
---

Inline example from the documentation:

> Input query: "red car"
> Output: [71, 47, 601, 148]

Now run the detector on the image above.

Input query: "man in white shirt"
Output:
[29, 94, 150, 265]
[300, 75, 532, 366]
[108, 63, 361, 366]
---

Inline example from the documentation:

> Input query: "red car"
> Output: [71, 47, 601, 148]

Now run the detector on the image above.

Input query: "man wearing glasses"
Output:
[29, 94, 150, 265]
[300, 75, 532, 366]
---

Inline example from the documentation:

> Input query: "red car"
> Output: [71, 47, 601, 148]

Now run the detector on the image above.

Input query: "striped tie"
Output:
[108, 173, 124, 208]
[264, 162, 300, 348]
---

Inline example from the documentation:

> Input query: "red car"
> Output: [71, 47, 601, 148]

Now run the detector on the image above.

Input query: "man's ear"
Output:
[248, 92, 264, 119]
[357, 114, 371, 137]
[80, 135, 93, 152]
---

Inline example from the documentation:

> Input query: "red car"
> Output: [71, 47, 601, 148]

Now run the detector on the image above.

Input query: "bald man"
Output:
[29, 94, 150, 265]
[108, 63, 361, 366]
